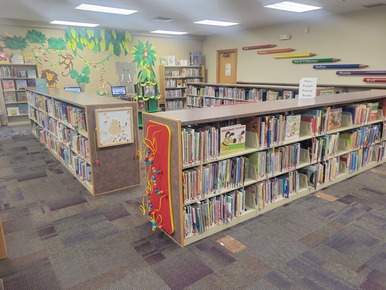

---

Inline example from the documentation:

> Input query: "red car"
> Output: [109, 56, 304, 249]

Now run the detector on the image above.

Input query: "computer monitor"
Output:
[64, 86, 81, 92]
[111, 86, 126, 97]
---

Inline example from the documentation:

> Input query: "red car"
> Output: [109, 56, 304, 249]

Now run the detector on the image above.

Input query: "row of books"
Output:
[246, 170, 300, 210]
[183, 156, 247, 204]
[338, 124, 381, 151]
[299, 157, 340, 188]
[340, 144, 385, 174]
[165, 100, 184, 110]
[2, 79, 35, 91]
[28, 91, 87, 131]
[302, 133, 340, 163]
[182, 125, 219, 166]
[33, 124, 92, 182]
[4, 91, 27, 103]
[165, 68, 201, 78]
[184, 188, 246, 237]
[249, 143, 301, 179]
[30, 107, 89, 161]
[0, 66, 36, 78]
[6, 104, 28, 116]
[165, 89, 184, 98]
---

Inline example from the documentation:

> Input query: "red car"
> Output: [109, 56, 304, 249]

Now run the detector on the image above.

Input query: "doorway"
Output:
[216, 49, 238, 84]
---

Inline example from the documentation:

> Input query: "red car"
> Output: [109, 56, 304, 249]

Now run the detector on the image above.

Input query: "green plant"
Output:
[70, 66, 90, 91]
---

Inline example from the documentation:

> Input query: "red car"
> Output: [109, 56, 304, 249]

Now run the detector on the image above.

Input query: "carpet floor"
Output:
[0, 125, 386, 290]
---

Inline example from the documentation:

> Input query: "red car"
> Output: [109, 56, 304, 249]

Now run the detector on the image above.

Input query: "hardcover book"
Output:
[283, 90, 294, 99]
[6, 106, 19, 116]
[15, 79, 28, 90]
[26, 70, 37, 78]
[16, 91, 27, 102]
[2, 79, 15, 90]
[285, 115, 301, 141]
[328, 107, 342, 131]
[4, 91, 17, 103]
[266, 91, 279, 101]
[190, 52, 201, 66]
[19, 104, 28, 115]
[220, 124, 246, 153]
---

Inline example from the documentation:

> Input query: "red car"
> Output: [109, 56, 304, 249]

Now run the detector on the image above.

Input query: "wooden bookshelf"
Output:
[27, 88, 141, 196]
[0, 63, 37, 126]
[159, 65, 205, 111]
[142, 90, 386, 247]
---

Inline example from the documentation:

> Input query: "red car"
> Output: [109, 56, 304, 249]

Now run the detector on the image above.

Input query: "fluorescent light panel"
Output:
[265, 1, 322, 12]
[50, 20, 99, 27]
[75, 4, 137, 15]
[194, 20, 238, 26]
[151, 30, 188, 35]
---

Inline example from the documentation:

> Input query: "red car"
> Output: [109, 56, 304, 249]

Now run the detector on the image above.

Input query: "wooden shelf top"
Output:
[27, 88, 132, 108]
[146, 90, 386, 126]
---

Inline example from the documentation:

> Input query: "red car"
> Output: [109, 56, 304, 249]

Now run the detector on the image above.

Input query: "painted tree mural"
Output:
[131, 40, 160, 100]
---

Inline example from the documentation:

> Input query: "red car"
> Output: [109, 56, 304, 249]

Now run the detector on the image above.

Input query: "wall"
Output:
[203, 7, 386, 86]
[0, 24, 203, 94]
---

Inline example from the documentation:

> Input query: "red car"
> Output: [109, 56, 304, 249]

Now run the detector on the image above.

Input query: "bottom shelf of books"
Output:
[141, 93, 386, 247]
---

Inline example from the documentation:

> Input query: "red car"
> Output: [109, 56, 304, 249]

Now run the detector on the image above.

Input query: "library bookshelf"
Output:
[142, 90, 386, 247]
[0, 63, 37, 126]
[186, 82, 336, 108]
[27, 88, 141, 196]
[159, 65, 205, 111]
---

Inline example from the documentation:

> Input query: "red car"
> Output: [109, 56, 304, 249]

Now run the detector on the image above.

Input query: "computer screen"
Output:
[111, 86, 126, 96]
[64, 87, 81, 92]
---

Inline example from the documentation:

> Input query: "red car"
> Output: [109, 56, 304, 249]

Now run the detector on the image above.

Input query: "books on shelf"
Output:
[2, 79, 15, 90]
[167, 55, 176, 66]
[26, 70, 37, 78]
[220, 124, 246, 153]
[19, 104, 28, 115]
[16, 91, 27, 102]
[328, 107, 342, 131]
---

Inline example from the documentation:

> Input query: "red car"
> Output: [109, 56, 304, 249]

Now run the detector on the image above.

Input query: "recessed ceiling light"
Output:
[50, 20, 99, 27]
[194, 20, 239, 27]
[151, 30, 188, 35]
[75, 4, 137, 15]
[265, 1, 322, 12]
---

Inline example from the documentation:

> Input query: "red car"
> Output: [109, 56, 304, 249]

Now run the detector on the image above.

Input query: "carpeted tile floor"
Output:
[0, 125, 386, 290]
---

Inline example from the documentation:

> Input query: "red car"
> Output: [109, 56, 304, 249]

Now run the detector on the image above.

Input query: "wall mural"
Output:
[0, 27, 133, 94]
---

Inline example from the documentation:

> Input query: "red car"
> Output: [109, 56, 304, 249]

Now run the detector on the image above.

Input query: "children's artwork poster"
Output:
[95, 107, 134, 148]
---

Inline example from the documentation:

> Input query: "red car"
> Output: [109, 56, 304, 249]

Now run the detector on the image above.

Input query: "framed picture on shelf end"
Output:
[95, 107, 134, 148]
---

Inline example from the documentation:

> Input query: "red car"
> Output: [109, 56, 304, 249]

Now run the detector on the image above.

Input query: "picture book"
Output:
[266, 91, 279, 101]
[220, 124, 246, 153]
[167, 55, 176, 66]
[0, 51, 10, 64]
[328, 107, 342, 131]
[283, 90, 294, 99]
[190, 52, 201, 66]
[3, 91, 17, 103]
[23, 51, 35, 64]
[2, 79, 15, 90]
[17, 70, 26, 78]
[16, 91, 27, 102]
[26, 70, 37, 78]
[284, 115, 301, 141]
[6, 106, 19, 116]
[19, 104, 28, 115]
[15, 79, 28, 90]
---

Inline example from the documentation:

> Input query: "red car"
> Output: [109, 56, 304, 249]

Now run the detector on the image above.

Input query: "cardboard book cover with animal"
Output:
[220, 124, 246, 153]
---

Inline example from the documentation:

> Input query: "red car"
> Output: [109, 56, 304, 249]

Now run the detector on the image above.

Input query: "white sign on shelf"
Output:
[298, 77, 317, 99]
[225, 63, 231, 76]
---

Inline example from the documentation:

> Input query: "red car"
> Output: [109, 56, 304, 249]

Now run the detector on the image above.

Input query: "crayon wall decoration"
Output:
[292, 58, 340, 64]
[257, 48, 294, 55]
[313, 64, 368, 69]
[274, 53, 316, 59]
[242, 44, 277, 50]
[363, 78, 386, 83]
[336, 70, 386, 76]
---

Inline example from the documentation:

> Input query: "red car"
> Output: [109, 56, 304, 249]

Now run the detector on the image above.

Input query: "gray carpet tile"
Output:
[1, 125, 386, 289]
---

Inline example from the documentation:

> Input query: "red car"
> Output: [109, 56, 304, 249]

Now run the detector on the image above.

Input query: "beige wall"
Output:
[203, 7, 386, 86]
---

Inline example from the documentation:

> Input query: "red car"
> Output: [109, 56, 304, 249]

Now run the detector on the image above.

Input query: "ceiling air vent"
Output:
[152, 17, 174, 22]
[362, 3, 386, 8]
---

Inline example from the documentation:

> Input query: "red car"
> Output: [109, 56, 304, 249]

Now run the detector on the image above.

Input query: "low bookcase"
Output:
[142, 90, 386, 247]
[27, 88, 141, 196]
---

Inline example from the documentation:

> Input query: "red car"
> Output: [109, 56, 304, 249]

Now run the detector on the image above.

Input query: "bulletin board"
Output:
[95, 107, 134, 148]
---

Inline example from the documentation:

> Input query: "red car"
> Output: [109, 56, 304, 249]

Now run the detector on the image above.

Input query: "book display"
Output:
[26, 88, 140, 196]
[0, 63, 37, 125]
[159, 65, 205, 111]
[141, 90, 386, 247]
[185, 83, 299, 109]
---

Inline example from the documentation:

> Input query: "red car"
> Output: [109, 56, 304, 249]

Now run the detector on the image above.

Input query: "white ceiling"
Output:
[0, 0, 385, 36]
